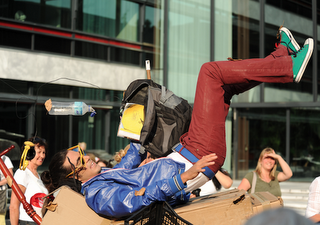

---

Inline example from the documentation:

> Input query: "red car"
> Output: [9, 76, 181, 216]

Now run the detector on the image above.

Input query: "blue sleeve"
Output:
[82, 158, 188, 218]
[113, 142, 142, 169]
[83, 174, 187, 218]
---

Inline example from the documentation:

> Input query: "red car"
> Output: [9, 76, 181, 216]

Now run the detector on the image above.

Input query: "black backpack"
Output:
[121, 79, 193, 158]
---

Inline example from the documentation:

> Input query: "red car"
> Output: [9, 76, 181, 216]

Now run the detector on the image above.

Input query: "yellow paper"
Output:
[120, 104, 144, 135]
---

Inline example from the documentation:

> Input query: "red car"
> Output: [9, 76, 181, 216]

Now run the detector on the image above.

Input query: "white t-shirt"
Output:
[199, 180, 217, 196]
[0, 156, 13, 190]
[306, 176, 320, 218]
[14, 168, 48, 221]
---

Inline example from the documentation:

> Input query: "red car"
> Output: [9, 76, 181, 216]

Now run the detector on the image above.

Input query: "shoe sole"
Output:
[280, 27, 300, 52]
[295, 38, 314, 83]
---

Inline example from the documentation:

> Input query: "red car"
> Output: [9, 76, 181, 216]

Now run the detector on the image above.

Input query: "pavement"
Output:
[225, 179, 311, 216]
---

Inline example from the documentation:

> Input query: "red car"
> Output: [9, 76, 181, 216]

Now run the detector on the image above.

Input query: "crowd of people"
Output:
[1, 26, 319, 224]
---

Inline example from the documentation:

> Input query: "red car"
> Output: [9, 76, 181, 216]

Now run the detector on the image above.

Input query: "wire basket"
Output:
[124, 201, 192, 225]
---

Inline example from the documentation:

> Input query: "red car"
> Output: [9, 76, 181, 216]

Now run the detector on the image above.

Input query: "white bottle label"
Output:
[74, 102, 83, 115]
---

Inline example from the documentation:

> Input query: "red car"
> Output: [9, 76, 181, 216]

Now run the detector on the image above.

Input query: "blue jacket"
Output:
[81, 142, 189, 218]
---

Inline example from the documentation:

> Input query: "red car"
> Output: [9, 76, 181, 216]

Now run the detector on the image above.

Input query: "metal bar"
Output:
[312, 0, 318, 102]
[259, 0, 265, 103]
[210, 0, 215, 62]
[286, 109, 290, 164]
[233, 108, 238, 180]
[163, 0, 168, 87]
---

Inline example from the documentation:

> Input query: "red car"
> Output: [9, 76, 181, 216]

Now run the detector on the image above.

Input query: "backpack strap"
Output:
[251, 171, 257, 194]
[160, 86, 174, 105]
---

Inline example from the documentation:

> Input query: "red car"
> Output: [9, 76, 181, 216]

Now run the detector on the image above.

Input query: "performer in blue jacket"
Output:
[42, 27, 314, 218]
[41, 142, 217, 218]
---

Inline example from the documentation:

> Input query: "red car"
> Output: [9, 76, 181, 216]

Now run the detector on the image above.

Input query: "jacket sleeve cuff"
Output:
[168, 174, 187, 194]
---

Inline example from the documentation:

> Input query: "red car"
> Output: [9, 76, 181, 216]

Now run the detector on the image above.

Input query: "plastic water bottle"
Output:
[45, 100, 96, 117]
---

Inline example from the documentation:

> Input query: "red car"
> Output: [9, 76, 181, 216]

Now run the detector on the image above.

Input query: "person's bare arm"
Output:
[215, 170, 233, 189]
[237, 178, 251, 191]
[267, 153, 293, 182]
[10, 184, 26, 225]
[180, 153, 217, 183]
[309, 214, 320, 223]
[0, 168, 13, 186]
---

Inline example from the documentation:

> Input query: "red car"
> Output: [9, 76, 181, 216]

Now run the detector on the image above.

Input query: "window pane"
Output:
[237, 108, 286, 178]
[231, 0, 260, 103]
[0, 79, 29, 95]
[264, 0, 313, 102]
[143, 6, 161, 45]
[73, 109, 106, 151]
[34, 34, 71, 55]
[35, 104, 70, 169]
[290, 108, 320, 181]
[73, 87, 107, 101]
[0, 28, 32, 50]
[167, 0, 211, 103]
[75, 41, 109, 61]
[33, 82, 71, 98]
[0, 0, 71, 29]
[77, 0, 139, 42]
[110, 47, 140, 65]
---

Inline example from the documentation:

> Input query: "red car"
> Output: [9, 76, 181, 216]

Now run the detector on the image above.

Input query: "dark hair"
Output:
[41, 149, 82, 193]
[212, 168, 231, 191]
[97, 159, 114, 168]
[21, 136, 48, 160]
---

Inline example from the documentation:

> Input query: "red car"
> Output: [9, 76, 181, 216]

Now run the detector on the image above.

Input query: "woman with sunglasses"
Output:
[10, 137, 48, 225]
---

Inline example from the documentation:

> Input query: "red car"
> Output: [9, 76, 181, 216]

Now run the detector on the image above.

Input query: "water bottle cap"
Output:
[90, 111, 97, 117]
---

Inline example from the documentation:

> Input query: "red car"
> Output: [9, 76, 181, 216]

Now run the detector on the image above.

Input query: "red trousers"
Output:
[180, 45, 293, 173]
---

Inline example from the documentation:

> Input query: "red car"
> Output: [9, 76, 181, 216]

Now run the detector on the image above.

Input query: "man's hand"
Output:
[180, 153, 217, 183]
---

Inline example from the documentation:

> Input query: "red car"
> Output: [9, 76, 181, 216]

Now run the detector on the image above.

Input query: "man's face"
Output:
[64, 151, 101, 182]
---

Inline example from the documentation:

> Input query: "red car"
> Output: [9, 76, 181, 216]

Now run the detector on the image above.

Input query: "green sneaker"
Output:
[291, 38, 314, 83]
[277, 27, 300, 53]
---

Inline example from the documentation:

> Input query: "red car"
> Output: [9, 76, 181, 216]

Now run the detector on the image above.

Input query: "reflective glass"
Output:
[77, 0, 139, 42]
[110, 47, 140, 65]
[318, 2, 320, 102]
[73, 87, 107, 101]
[167, 0, 211, 103]
[0, 79, 29, 95]
[290, 108, 320, 181]
[0, 28, 32, 50]
[34, 34, 71, 55]
[236, 108, 286, 179]
[73, 108, 106, 151]
[264, 0, 313, 102]
[33, 82, 71, 98]
[75, 41, 109, 61]
[0, 0, 71, 29]
[236, 107, 320, 182]
[231, 0, 260, 103]
[143, 6, 161, 44]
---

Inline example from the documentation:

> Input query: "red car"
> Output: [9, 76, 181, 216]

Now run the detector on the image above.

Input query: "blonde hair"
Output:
[254, 147, 278, 180]
[86, 153, 96, 162]
[114, 144, 130, 163]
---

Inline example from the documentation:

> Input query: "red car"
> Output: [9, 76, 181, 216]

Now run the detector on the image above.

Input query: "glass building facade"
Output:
[0, 0, 319, 181]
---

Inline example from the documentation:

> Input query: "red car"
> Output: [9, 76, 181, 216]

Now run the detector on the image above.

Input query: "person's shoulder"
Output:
[14, 168, 27, 176]
[244, 171, 254, 178]
[310, 176, 320, 186]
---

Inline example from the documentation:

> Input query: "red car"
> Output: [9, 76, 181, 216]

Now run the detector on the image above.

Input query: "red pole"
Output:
[0, 145, 42, 225]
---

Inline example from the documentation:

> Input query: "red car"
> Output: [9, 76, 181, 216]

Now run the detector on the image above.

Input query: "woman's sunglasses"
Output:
[65, 145, 87, 178]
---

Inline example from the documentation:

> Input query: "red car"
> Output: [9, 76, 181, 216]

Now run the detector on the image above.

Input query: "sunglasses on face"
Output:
[65, 145, 87, 178]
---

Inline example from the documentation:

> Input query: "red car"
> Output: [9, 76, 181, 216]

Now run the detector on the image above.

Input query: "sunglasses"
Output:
[65, 145, 87, 178]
